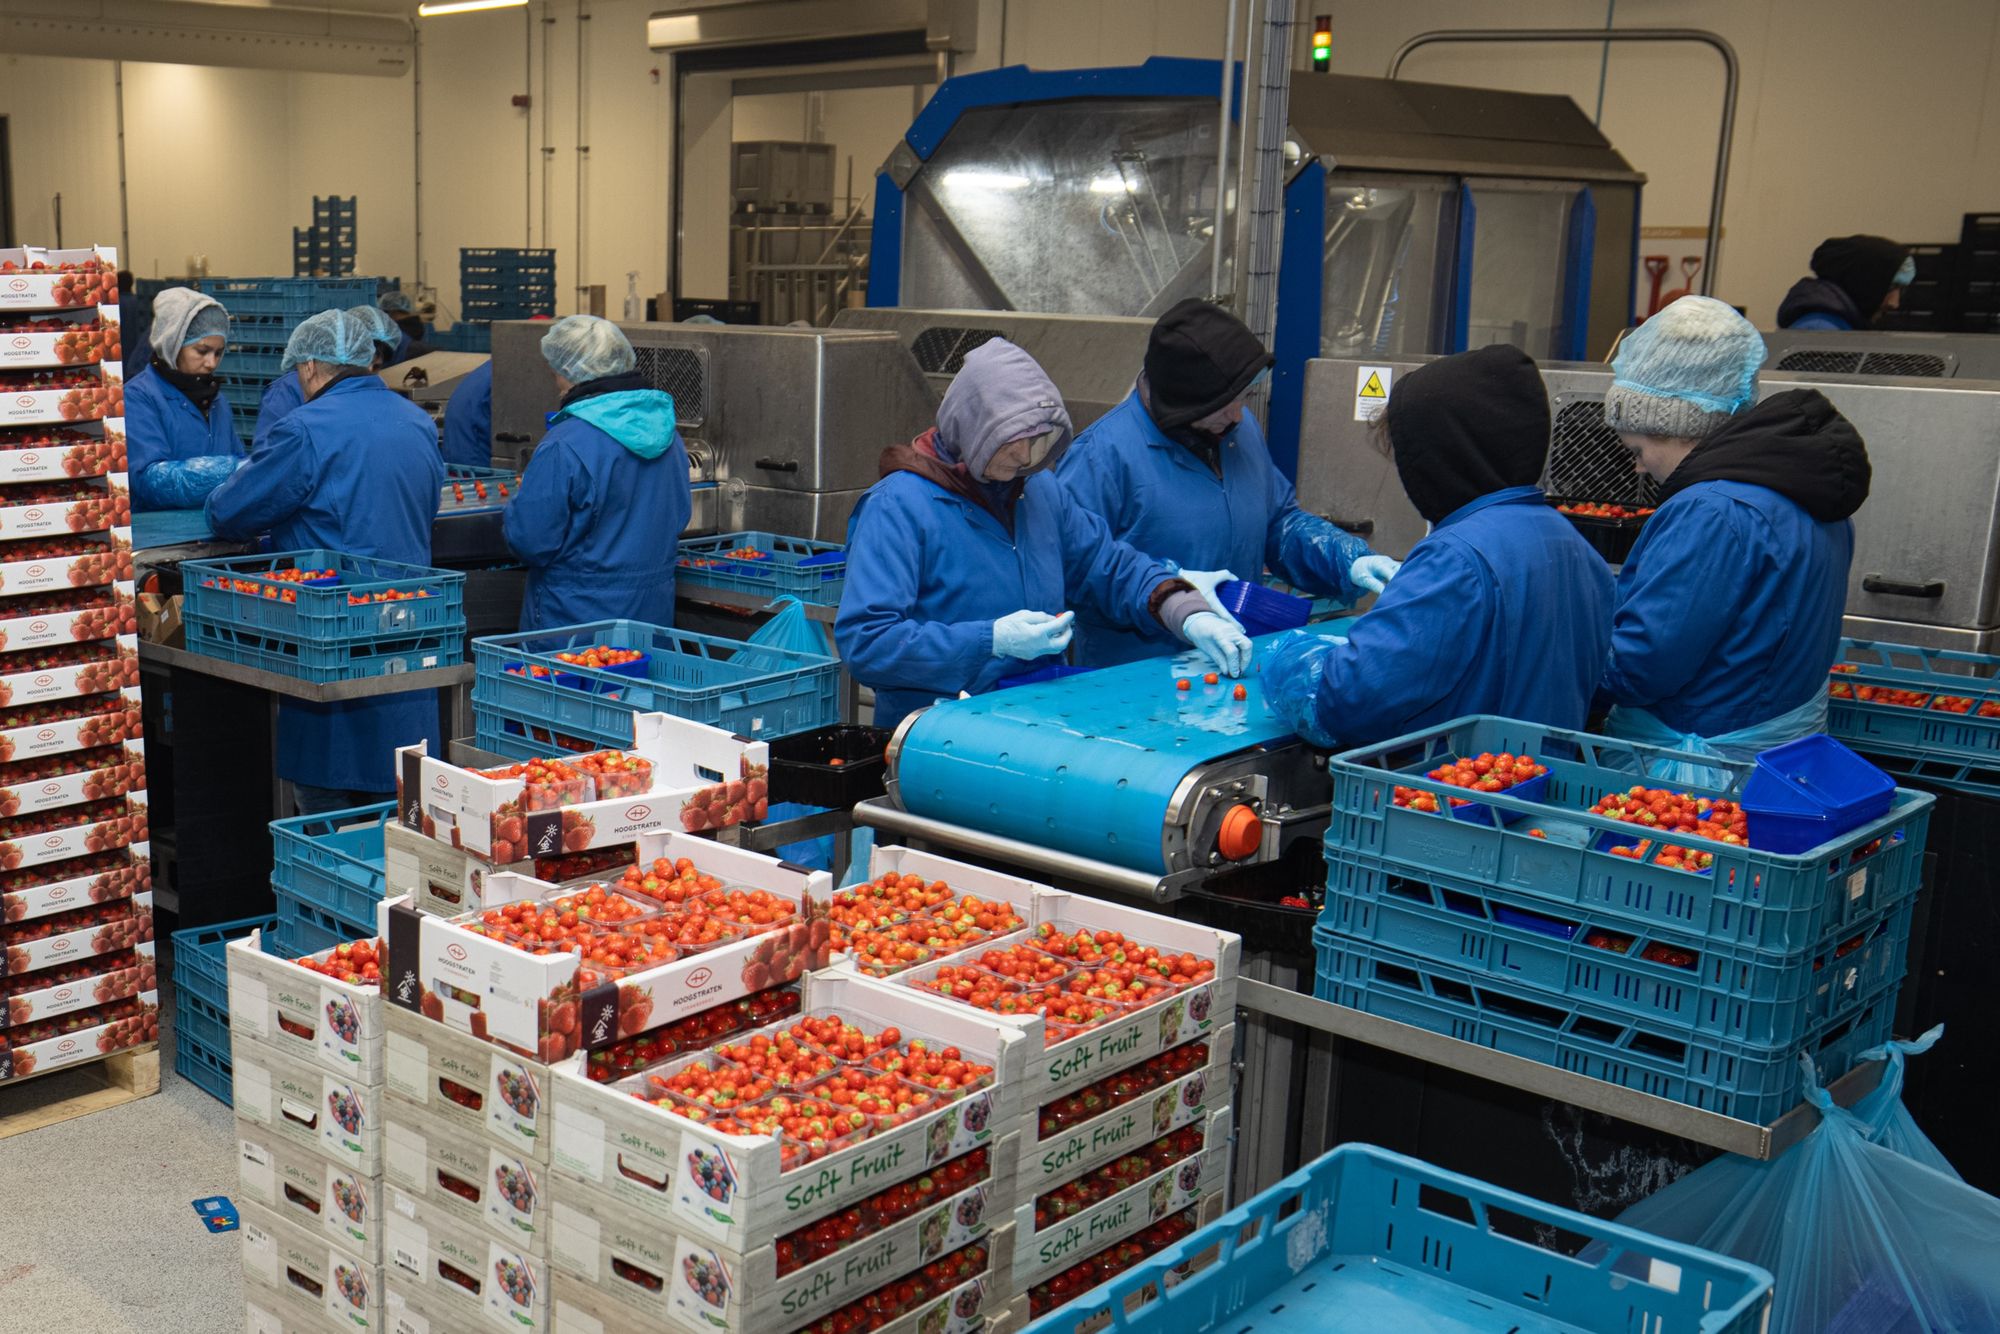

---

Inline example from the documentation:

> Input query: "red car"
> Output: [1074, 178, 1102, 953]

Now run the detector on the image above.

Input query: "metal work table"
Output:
[137, 642, 473, 704]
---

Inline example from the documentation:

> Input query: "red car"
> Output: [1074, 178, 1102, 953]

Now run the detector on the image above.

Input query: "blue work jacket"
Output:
[836, 468, 1174, 733]
[124, 369, 242, 510]
[251, 370, 306, 451]
[1292, 487, 1614, 748]
[504, 389, 690, 631]
[442, 362, 493, 468]
[1057, 391, 1370, 665]
[1788, 312, 1852, 332]
[204, 376, 445, 792]
[1603, 480, 1853, 736]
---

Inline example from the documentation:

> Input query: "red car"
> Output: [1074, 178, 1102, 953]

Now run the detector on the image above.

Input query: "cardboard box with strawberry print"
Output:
[396, 712, 768, 865]
[0, 247, 119, 313]
[384, 1108, 554, 1254]
[0, 786, 146, 876]
[385, 832, 829, 1065]
[549, 971, 1027, 1255]
[237, 1116, 384, 1266]
[0, 532, 132, 595]
[382, 1181, 551, 1333]
[1011, 1106, 1231, 1288]
[1025, 1024, 1234, 1198]
[228, 928, 386, 1083]
[383, 1001, 554, 1165]
[0, 983, 156, 1080]
[0, 686, 143, 763]
[0, 363, 125, 427]
[383, 818, 529, 919]
[0, 307, 121, 370]
[2, 885, 150, 976]
[233, 1033, 385, 1175]
[0, 580, 135, 651]
[239, 1197, 384, 1333]
[0, 634, 139, 710]
[0, 421, 127, 483]
[0, 741, 143, 820]
[0, 843, 147, 926]
[3, 940, 153, 1024]
[0, 473, 129, 540]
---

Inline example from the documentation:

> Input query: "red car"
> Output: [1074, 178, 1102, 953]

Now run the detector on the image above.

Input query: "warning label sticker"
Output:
[1354, 365, 1391, 422]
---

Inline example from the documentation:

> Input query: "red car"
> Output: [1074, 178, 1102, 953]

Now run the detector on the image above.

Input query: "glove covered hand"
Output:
[1349, 554, 1401, 595]
[992, 609, 1075, 661]
[1258, 630, 1348, 749]
[1182, 611, 1252, 678]
[1175, 568, 1244, 626]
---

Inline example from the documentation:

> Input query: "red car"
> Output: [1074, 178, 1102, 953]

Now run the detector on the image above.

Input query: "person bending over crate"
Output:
[205, 309, 445, 815]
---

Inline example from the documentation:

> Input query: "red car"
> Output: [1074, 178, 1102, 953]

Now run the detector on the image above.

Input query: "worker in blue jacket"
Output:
[442, 360, 494, 468]
[837, 338, 1255, 734]
[1058, 300, 1399, 665]
[504, 316, 690, 630]
[1599, 297, 1871, 769]
[205, 310, 445, 814]
[1777, 235, 1914, 331]
[125, 287, 243, 510]
[253, 306, 400, 450]
[379, 291, 435, 364]
[1261, 345, 1614, 749]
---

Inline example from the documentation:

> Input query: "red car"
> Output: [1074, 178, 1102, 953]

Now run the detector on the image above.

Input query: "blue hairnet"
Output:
[1895, 256, 1918, 288]
[348, 305, 402, 347]
[541, 315, 636, 382]
[379, 290, 415, 316]
[1610, 296, 1764, 416]
[183, 304, 229, 348]
[282, 309, 377, 372]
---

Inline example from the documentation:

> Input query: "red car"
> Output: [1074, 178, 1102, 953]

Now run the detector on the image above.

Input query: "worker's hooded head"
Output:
[148, 288, 230, 409]
[935, 338, 1073, 483]
[1386, 344, 1551, 524]
[1143, 299, 1274, 432]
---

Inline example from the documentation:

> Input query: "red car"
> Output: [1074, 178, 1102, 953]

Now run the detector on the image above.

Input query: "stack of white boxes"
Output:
[228, 930, 388, 1332]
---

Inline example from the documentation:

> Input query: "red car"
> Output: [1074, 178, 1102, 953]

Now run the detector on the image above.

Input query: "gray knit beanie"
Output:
[1603, 296, 1766, 441]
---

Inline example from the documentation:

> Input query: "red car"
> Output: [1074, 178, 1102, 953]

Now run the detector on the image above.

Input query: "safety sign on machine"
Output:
[1354, 365, 1392, 421]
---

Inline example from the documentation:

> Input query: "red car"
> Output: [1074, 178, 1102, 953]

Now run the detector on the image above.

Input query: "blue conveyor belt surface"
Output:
[896, 625, 1350, 874]
[132, 507, 216, 548]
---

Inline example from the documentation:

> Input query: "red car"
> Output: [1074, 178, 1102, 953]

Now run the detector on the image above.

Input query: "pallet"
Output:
[0, 1042, 159, 1139]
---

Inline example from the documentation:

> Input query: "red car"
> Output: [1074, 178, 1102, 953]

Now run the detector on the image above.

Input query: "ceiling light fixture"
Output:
[417, 0, 528, 17]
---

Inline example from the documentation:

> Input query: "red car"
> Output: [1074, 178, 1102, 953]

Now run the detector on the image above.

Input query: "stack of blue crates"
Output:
[470, 619, 840, 756]
[1825, 637, 2000, 797]
[460, 247, 555, 322]
[169, 914, 276, 1105]
[269, 803, 393, 957]
[211, 276, 381, 430]
[292, 196, 358, 277]
[1313, 717, 1933, 1125]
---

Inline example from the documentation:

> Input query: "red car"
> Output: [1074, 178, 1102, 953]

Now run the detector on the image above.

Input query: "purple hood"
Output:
[934, 338, 1073, 480]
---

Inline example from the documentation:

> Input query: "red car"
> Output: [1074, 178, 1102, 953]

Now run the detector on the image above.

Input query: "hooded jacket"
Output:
[503, 375, 690, 630]
[1778, 235, 1910, 330]
[1603, 389, 1871, 735]
[837, 338, 1197, 732]
[1776, 278, 1866, 332]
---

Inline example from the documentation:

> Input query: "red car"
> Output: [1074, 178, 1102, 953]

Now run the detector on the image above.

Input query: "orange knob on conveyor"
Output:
[1217, 804, 1262, 861]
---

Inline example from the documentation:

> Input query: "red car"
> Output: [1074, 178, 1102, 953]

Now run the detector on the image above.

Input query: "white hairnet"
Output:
[1604, 296, 1765, 441]
[541, 315, 636, 382]
[283, 309, 377, 372]
[150, 288, 227, 358]
[348, 305, 402, 348]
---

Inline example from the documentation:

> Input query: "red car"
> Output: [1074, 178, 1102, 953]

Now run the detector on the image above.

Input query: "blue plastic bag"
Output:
[1615, 1027, 2000, 1332]
[735, 595, 831, 674]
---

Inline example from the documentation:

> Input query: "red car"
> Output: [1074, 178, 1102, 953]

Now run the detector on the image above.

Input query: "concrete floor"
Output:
[0, 929, 244, 1333]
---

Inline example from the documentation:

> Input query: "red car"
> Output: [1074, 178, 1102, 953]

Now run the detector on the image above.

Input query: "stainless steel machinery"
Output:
[831, 307, 1151, 430]
[488, 319, 938, 542]
[1760, 329, 2000, 381]
[1295, 355, 2000, 653]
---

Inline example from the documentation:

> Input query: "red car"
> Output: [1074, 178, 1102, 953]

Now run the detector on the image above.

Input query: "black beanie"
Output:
[1143, 299, 1274, 429]
[1387, 345, 1550, 524]
[1810, 235, 1909, 321]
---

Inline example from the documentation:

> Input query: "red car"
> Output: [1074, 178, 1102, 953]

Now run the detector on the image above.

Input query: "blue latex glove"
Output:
[992, 609, 1075, 661]
[133, 454, 241, 512]
[1258, 630, 1348, 748]
[1183, 611, 1252, 678]
[1349, 554, 1401, 595]
[1175, 568, 1243, 625]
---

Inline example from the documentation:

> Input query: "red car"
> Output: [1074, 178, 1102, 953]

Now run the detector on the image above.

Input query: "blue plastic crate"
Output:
[225, 347, 286, 378]
[185, 618, 461, 685]
[430, 324, 493, 353]
[199, 277, 379, 318]
[270, 803, 391, 937]
[675, 531, 847, 604]
[1321, 848, 1916, 1046]
[461, 302, 554, 320]
[176, 987, 230, 1056]
[170, 914, 276, 1017]
[272, 887, 372, 957]
[1023, 1143, 1773, 1334]
[1826, 638, 2000, 798]
[183, 549, 465, 639]
[174, 1029, 234, 1106]
[460, 247, 555, 270]
[472, 706, 590, 760]
[472, 619, 840, 741]
[1313, 930, 1899, 1126]
[1328, 716, 1933, 955]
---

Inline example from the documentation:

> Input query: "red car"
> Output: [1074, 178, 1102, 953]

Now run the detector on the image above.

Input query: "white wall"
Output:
[6, 0, 2000, 329]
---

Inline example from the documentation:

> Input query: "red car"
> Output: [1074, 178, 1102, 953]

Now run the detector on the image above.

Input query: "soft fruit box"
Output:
[232, 1034, 384, 1175]
[3, 940, 153, 1024]
[0, 787, 145, 874]
[228, 928, 385, 1083]
[0, 366, 125, 427]
[382, 819, 529, 920]
[0, 845, 145, 924]
[0, 473, 128, 538]
[0, 986, 156, 1079]
[0, 686, 141, 762]
[383, 1002, 553, 1164]
[0, 247, 119, 311]
[385, 835, 828, 1063]
[3, 886, 149, 975]
[1026, 1027, 1232, 1195]
[238, 1197, 383, 1333]
[0, 742, 142, 819]
[383, 1191, 551, 1334]
[0, 581, 135, 654]
[396, 713, 768, 865]
[0, 421, 127, 483]
[383, 1110, 554, 1254]
[0, 533, 133, 595]
[0, 636, 139, 710]
[549, 971, 1027, 1251]
[236, 1116, 384, 1265]
[0, 308, 120, 369]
